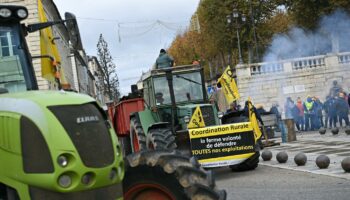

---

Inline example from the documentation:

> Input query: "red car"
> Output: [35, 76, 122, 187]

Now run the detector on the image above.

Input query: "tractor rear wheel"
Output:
[229, 151, 260, 172]
[130, 117, 146, 153]
[123, 150, 226, 200]
[146, 128, 177, 150]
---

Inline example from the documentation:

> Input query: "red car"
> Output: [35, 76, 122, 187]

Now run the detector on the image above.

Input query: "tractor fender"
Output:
[147, 122, 170, 133]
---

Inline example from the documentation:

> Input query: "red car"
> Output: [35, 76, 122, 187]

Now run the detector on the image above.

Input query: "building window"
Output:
[0, 30, 15, 57]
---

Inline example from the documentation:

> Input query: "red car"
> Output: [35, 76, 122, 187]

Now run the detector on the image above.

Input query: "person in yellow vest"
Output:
[303, 96, 315, 131]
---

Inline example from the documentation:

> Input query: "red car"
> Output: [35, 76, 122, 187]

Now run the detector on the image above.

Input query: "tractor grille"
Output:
[48, 103, 114, 168]
[21, 116, 54, 173]
[196, 106, 216, 126]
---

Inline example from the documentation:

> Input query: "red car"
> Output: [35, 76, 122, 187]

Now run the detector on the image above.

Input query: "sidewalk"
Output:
[260, 129, 350, 180]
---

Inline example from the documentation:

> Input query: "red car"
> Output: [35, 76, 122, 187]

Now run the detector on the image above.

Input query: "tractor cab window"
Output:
[153, 77, 171, 105]
[173, 72, 203, 102]
[153, 71, 204, 105]
[0, 25, 27, 93]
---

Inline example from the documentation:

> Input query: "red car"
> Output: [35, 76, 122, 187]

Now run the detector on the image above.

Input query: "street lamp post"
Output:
[228, 9, 245, 64]
[233, 9, 244, 64]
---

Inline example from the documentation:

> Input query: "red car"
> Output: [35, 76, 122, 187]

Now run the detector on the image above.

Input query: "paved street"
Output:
[214, 165, 350, 200]
[261, 129, 350, 179]
[215, 129, 350, 200]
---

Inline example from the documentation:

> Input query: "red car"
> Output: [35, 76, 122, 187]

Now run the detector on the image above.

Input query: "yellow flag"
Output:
[247, 98, 262, 140]
[38, 0, 67, 84]
[218, 66, 240, 103]
[187, 106, 206, 129]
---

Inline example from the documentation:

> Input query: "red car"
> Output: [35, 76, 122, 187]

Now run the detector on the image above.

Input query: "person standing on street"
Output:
[295, 97, 305, 131]
[270, 103, 287, 143]
[335, 92, 350, 127]
[304, 96, 315, 131]
[154, 49, 174, 69]
[314, 97, 324, 128]
[284, 97, 295, 120]
[323, 96, 332, 128]
[209, 79, 229, 113]
[328, 96, 338, 128]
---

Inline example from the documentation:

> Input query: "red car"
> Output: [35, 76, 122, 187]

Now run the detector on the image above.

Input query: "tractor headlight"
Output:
[17, 9, 28, 19]
[0, 8, 11, 18]
[184, 116, 190, 123]
[58, 174, 72, 188]
[218, 112, 224, 119]
[81, 172, 94, 185]
[57, 155, 68, 167]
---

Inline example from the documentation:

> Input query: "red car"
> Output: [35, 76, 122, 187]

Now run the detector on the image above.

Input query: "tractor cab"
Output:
[0, 6, 37, 94]
[142, 65, 220, 131]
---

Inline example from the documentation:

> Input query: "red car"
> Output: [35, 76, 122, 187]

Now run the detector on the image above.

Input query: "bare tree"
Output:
[97, 34, 120, 101]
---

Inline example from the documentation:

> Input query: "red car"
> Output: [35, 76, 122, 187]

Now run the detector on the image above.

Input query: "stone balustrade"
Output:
[338, 52, 350, 64]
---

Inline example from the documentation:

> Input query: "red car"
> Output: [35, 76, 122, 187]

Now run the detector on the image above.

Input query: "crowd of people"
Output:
[280, 92, 350, 132]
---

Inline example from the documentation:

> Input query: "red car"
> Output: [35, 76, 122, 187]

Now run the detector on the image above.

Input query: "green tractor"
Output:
[123, 65, 262, 171]
[0, 5, 225, 200]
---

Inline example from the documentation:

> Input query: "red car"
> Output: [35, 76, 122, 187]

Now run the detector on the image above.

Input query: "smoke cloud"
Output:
[263, 9, 350, 62]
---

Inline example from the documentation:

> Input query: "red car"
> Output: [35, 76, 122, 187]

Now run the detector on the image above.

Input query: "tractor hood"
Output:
[0, 90, 95, 106]
[0, 90, 108, 151]
[0, 90, 117, 170]
[177, 103, 219, 127]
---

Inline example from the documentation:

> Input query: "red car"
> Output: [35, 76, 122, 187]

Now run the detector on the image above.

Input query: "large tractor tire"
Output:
[229, 151, 260, 172]
[123, 150, 226, 200]
[130, 117, 147, 153]
[146, 128, 177, 150]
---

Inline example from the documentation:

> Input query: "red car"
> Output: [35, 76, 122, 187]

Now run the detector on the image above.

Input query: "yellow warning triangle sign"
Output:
[187, 106, 206, 129]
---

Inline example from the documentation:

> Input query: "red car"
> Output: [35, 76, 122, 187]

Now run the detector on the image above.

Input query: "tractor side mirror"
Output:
[65, 12, 83, 51]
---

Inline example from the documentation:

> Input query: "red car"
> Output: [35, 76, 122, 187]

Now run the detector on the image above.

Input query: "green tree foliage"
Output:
[168, 0, 350, 79]
[168, 0, 283, 78]
[96, 34, 120, 100]
[283, 0, 350, 30]
[257, 10, 292, 54]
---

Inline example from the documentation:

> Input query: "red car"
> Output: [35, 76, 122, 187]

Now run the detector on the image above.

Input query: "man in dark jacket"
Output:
[270, 103, 287, 143]
[327, 96, 338, 128]
[336, 93, 349, 127]
[155, 49, 174, 69]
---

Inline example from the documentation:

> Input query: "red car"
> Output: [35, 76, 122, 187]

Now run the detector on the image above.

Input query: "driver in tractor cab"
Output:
[155, 49, 174, 69]
[155, 92, 164, 105]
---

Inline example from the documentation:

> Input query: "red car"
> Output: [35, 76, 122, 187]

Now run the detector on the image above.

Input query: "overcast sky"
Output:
[54, 0, 200, 95]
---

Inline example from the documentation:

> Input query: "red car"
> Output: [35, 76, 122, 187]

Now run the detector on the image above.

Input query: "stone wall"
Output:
[236, 52, 350, 110]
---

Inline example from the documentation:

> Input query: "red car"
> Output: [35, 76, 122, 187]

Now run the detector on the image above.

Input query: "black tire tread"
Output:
[230, 151, 260, 172]
[147, 128, 177, 150]
[123, 150, 226, 200]
[130, 117, 146, 152]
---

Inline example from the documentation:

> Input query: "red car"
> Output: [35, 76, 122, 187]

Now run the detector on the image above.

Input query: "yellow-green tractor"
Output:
[0, 5, 225, 200]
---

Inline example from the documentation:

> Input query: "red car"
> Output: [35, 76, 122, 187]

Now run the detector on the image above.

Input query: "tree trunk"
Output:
[220, 51, 226, 72]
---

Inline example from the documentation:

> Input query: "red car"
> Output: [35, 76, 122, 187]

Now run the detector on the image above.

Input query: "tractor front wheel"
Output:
[146, 128, 177, 150]
[123, 150, 226, 200]
[130, 117, 146, 153]
[229, 151, 260, 172]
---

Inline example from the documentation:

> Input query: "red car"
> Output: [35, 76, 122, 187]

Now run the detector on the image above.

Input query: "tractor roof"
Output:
[141, 64, 201, 81]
